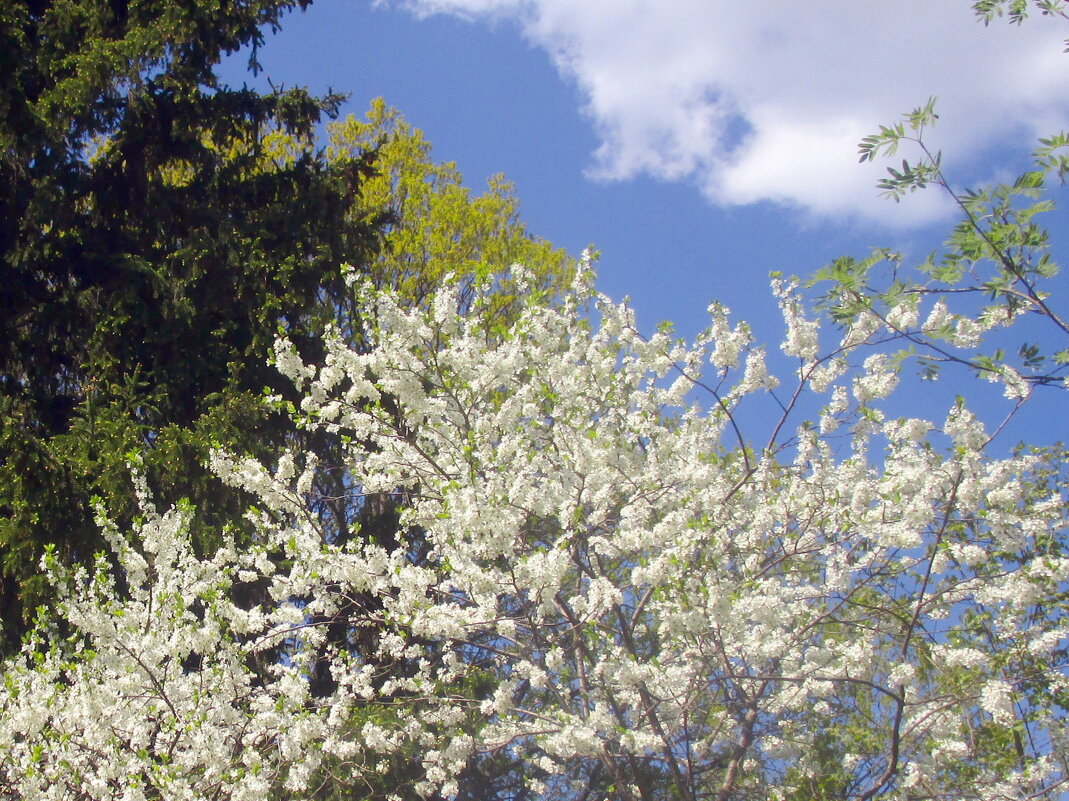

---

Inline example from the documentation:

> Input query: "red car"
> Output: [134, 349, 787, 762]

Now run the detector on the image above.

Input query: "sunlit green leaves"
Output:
[818, 92, 1069, 391]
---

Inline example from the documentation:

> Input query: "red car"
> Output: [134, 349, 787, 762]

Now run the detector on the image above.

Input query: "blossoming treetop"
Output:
[1, 232, 1065, 798]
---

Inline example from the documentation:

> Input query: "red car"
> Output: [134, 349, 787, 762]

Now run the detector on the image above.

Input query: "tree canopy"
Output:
[326, 99, 573, 324]
[1, 229, 1065, 798]
[0, 0, 373, 649]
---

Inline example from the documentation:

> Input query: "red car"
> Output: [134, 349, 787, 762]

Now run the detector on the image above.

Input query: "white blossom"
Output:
[1, 265, 1065, 801]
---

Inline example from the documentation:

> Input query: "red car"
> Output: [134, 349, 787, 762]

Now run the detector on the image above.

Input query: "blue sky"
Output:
[219, 0, 1068, 445]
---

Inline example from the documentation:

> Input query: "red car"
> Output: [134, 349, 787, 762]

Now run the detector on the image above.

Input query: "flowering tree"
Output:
[1, 228, 1066, 798]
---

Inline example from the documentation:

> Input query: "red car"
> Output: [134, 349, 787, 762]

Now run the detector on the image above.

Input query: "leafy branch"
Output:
[814, 95, 1069, 392]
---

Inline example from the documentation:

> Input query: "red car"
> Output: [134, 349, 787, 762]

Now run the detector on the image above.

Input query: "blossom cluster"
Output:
[0, 262, 1066, 800]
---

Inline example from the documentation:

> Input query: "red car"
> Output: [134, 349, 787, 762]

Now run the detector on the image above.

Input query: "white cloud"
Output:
[386, 0, 1069, 226]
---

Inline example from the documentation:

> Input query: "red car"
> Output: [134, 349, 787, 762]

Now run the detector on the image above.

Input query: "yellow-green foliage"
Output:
[328, 98, 575, 322]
